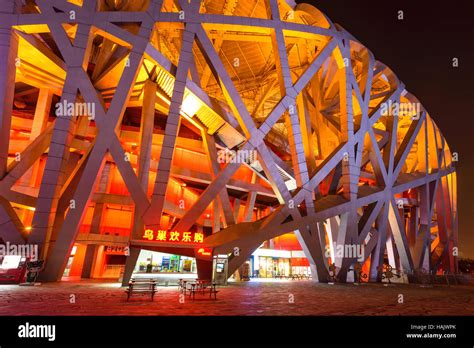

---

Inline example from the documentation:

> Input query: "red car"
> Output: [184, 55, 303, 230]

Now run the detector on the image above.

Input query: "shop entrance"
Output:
[258, 256, 291, 278]
[246, 233, 313, 280]
[133, 250, 197, 275]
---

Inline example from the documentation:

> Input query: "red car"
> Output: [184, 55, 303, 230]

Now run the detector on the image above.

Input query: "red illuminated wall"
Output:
[67, 244, 87, 277]
[273, 233, 302, 251]
[291, 257, 310, 267]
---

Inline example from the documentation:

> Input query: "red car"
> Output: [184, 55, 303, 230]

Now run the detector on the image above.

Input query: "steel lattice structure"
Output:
[0, 0, 457, 283]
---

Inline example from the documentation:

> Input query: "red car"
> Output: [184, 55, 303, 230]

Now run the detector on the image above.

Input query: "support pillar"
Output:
[81, 245, 96, 278]
[22, 89, 53, 187]
[124, 80, 157, 282]
[122, 247, 140, 286]
[81, 163, 111, 279]
[0, 3, 18, 179]
[28, 78, 79, 261]
[196, 258, 213, 280]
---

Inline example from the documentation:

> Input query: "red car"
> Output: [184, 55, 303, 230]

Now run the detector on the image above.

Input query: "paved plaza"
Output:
[0, 279, 472, 316]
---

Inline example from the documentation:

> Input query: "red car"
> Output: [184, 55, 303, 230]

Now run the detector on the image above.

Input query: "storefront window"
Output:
[134, 251, 197, 274]
[256, 257, 291, 277]
[252, 248, 312, 278]
[62, 245, 78, 277]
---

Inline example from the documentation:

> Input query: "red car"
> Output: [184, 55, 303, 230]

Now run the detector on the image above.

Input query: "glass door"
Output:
[259, 257, 267, 278]
[266, 257, 273, 278]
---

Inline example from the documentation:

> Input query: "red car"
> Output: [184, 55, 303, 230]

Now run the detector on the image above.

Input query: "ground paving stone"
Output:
[0, 280, 472, 316]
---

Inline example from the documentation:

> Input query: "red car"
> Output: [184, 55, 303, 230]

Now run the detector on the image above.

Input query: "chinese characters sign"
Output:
[142, 229, 204, 244]
[104, 246, 128, 255]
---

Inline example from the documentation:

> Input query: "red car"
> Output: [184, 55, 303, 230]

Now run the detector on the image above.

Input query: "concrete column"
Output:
[243, 191, 256, 222]
[196, 258, 213, 280]
[81, 163, 111, 279]
[22, 88, 53, 187]
[80, 245, 97, 279]
[90, 162, 111, 234]
[0, 1, 18, 178]
[212, 199, 220, 232]
[243, 172, 257, 222]
[124, 80, 157, 282]
[407, 206, 418, 253]
[131, 79, 156, 238]
[28, 78, 79, 260]
[121, 247, 140, 286]
[146, 26, 197, 227]
[233, 198, 241, 222]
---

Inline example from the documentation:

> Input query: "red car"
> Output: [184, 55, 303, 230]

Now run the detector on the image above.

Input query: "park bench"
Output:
[178, 279, 196, 295]
[178, 279, 185, 292]
[188, 280, 219, 300]
[125, 278, 157, 301]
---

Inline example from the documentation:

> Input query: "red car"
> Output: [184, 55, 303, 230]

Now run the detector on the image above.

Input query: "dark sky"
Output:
[298, 0, 474, 258]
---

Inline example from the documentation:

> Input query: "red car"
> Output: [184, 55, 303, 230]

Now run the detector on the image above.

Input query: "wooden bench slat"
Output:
[126, 279, 157, 301]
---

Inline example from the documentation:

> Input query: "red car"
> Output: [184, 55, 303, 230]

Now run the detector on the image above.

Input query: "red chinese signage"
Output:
[142, 229, 204, 244]
[104, 246, 128, 255]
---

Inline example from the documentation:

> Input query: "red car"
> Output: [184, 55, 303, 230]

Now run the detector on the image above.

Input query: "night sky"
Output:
[299, 0, 474, 258]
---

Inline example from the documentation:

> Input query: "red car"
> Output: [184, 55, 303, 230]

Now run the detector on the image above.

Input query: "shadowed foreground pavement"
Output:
[0, 280, 472, 316]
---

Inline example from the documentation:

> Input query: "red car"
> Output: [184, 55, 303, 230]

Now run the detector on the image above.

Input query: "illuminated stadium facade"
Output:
[0, 0, 458, 284]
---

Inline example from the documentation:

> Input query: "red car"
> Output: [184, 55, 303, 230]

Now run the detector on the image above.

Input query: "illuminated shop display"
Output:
[135, 251, 197, 274]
